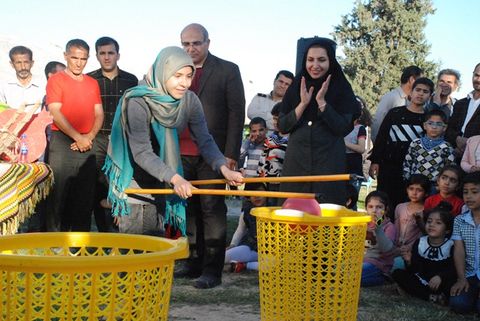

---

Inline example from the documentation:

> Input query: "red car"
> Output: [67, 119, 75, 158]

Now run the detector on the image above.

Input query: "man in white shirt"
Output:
[371, 65, 423, 141]
[247, 70, 293, 133]
[0, 46, 44, 111]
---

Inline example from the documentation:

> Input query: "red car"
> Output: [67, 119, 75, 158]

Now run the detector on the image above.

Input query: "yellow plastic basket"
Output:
[251, 204, 371, 321]
[0, 232, 188, 321]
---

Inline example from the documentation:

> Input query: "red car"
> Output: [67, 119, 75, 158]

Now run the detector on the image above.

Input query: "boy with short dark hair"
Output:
[257, 103, 288, 179]
[403, 109, 455, 186]
[369, 77, 435, 211]
[239, 117, 267, 177]
[450, 172, 480, 314]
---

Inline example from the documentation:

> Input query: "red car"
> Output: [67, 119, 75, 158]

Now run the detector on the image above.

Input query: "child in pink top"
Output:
[395, 175, 430, 247]
[461, 135, 480, 173]
[424, 165, 464, 216]
[393, 174, 430, 270]
[362, 191, 396, 286]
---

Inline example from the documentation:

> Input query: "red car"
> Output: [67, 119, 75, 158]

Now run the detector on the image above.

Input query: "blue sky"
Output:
[0, 0, 477, 101]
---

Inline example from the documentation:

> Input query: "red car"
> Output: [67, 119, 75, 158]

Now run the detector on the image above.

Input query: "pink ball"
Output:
[282, 198, 321, 216]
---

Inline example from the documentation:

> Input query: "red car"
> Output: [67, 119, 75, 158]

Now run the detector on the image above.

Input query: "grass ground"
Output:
[170, 270, 478, 321]
[168, 190, 479, 321]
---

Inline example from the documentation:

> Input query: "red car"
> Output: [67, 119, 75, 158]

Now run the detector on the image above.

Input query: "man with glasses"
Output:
[178, 23, 245, 289]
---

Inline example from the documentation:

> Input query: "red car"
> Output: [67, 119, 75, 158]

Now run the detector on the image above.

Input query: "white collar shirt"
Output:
[461, 91, 480, 134]
[0, 76, 44, 113]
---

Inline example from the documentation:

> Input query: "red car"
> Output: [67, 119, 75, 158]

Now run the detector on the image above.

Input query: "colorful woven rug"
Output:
[0, 162, 53, 235]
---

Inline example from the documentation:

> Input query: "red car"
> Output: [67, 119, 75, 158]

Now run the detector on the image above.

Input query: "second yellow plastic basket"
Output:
[0, 232, 188, 321]
[252, 204, 371, 321]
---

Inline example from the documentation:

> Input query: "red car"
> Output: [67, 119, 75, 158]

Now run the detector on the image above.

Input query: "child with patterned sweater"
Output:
[403, 109, 454, 188]
[258, 104, 288, 181]
[257, 103, 288, 205]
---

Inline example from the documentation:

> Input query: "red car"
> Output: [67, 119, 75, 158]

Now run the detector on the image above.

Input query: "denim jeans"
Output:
[225, 245, 258, 264]
[361, 262, 387, 287]
[450, 276, 480, 314]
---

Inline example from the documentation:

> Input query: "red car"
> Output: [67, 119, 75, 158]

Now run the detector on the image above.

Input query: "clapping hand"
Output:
[316, 75, 331, 111]
[299, 76, 314, 107]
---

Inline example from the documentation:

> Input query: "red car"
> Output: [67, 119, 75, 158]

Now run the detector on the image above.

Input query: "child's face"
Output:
[437, 170, 459, 196]
[250, 195, 267, 207]
[249, 123, 267, 144]
[423, 115, 447, 139]
[425, 212, 448, 239]
[407, 184, 426, 203]
[272, 115, 279, 131]
[410, 84, 432, 106]
[463, 182, 480, 211]
[366, 197, 385, 219]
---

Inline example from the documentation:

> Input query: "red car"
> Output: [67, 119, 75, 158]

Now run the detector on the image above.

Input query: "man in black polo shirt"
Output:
[88, 36, 138, 232]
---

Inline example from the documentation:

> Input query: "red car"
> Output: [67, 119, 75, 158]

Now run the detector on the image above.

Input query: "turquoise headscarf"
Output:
[103, 46, 195, 235]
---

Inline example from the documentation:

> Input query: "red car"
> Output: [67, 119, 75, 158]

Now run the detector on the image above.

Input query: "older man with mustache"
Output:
[0, 45, 43, 111]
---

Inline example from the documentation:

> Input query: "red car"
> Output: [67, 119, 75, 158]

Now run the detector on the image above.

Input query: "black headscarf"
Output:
[281, 37, 359, 123]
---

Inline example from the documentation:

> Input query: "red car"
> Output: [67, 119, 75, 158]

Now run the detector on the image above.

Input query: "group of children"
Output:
[361, 76, 480, 314]
[362, 163, 480, 314]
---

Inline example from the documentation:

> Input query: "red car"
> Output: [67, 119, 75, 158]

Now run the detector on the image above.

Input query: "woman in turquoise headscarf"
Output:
[104, 46, 243, 236]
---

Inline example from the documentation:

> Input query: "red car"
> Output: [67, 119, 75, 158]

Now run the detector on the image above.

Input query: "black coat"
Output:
[279, 102, 353, 204]
[195, 53, 245, 162]
[446, 96, 480, 147]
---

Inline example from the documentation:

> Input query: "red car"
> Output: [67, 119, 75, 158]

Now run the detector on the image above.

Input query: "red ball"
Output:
[282, 198, 321, 216]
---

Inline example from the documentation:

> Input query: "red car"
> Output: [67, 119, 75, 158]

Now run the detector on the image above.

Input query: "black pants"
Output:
[182, 155, 227, 278]
[93, 132, 117, 232]
[377, 167, 407, 220]
[392, 269, 453, 300]
[46, 131, 96, 232]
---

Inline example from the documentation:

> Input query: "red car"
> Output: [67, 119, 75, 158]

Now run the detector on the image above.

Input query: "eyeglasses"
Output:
[181, 41, 205, 48]
[425, 121, 446, 128]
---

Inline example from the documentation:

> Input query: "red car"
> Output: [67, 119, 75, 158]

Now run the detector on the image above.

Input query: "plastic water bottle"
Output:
[19, 134, 28, 163]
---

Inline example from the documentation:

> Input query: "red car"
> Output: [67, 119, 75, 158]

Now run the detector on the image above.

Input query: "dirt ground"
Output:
[168, 271, 475, 321]
[169, 272, 260, 321]
[169, 304, 259, 321]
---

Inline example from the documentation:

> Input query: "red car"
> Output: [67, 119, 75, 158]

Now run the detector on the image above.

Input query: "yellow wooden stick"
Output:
[124, 188, 316, 199]
[189, 174, 352, 186]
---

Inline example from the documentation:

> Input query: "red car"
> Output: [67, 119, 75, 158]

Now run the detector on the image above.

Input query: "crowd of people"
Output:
[1, 22, 480, 315]
[358, 63, 480, 314]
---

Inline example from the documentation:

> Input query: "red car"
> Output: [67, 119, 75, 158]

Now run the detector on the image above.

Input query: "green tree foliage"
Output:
[333, 0, 438, 113]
